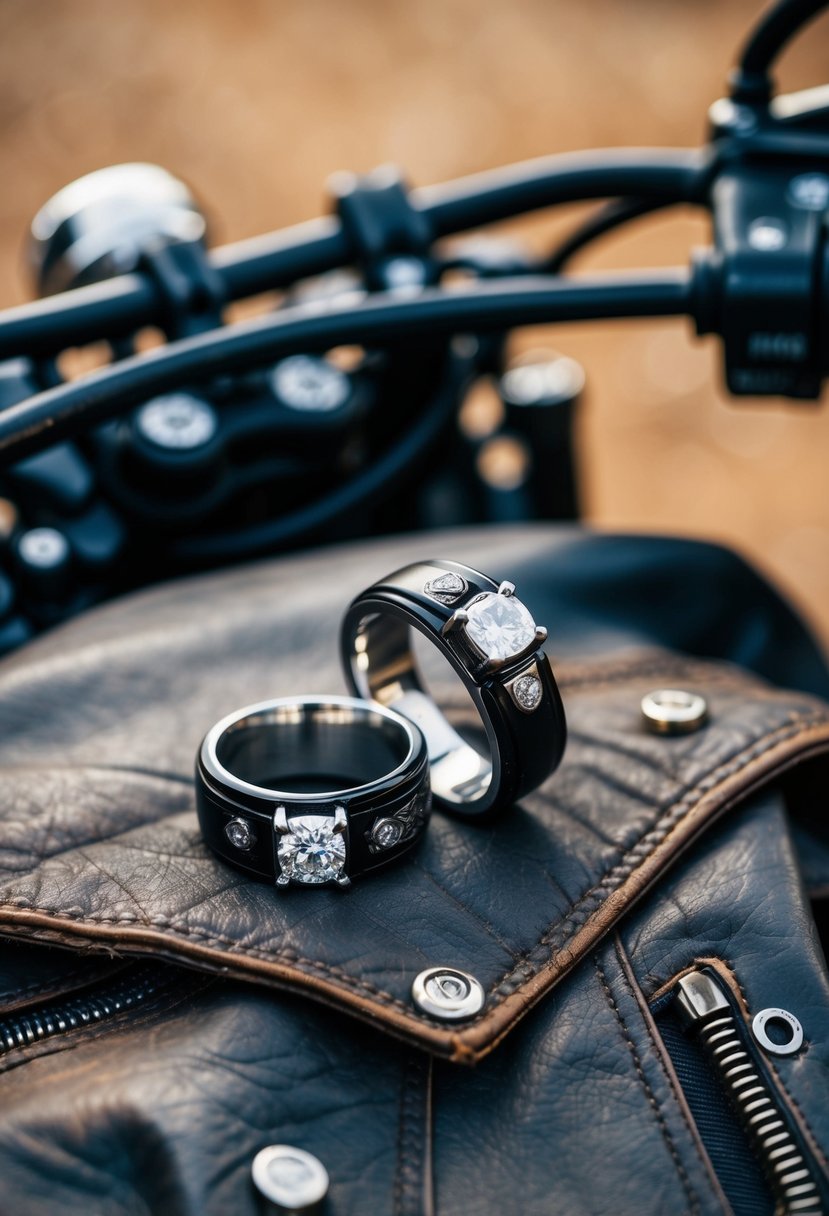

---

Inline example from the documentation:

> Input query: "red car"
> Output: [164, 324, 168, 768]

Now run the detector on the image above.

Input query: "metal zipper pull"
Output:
[676, 971, 824, 1216]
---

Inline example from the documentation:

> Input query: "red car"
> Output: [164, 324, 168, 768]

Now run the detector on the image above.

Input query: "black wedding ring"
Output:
[341, 559, 566, 819]
[197, 696, 430, 889]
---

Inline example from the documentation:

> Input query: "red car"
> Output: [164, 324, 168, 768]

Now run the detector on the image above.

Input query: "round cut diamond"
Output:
[512, 673, 543, 712]
[225, 817, 255, 851]
[463, 593, 536, 661]
[370, 817, 404, 851]
[277, 815, 347, 885]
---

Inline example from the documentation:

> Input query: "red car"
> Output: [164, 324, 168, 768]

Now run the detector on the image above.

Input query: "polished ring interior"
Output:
[196, 695, 430, 889]
[341, 560, 566, 818]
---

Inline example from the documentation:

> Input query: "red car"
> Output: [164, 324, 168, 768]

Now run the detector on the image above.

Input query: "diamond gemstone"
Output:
[512, 674, 543, 712]
[225, 818, 255, 851]
[425, 571, 467, 604]
[370, 817, 404, 850]
[464, 593, 536, 661]
[277, 815, 347, 885]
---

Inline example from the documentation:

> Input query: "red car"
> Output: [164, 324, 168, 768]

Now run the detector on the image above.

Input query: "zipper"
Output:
[673, 969, 825, 1216]
[0, 962, 178, 1057]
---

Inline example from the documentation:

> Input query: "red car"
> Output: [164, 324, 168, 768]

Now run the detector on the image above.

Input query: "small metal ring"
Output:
[751, 1007, 804, 1056]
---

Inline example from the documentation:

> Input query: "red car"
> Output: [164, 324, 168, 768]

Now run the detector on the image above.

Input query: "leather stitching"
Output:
[0, 705, 824, 1038]
[393, 1054, 433, 1216]
[595, 956, 700, 1216]
[612, 936, 719, 1193]
[487, 711, 822, 1004]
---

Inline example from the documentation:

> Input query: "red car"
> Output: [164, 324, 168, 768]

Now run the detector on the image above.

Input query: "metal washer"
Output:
[751, 1007, 804, 1057]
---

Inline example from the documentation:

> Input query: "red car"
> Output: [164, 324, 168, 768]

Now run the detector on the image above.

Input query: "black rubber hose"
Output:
[544, 198, 675, 274]
[731, 0, 829, 102]
[414, 147, 712, 236]
[0, 149, 711, 359]
[0, 271, 692, 466]
[172, 356, 467, 563]
[0, 273, 690, 466]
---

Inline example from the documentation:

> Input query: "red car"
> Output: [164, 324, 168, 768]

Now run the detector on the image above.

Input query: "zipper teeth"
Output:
[0, 964, 172, 1057]
[697, 1012, 824, 1216]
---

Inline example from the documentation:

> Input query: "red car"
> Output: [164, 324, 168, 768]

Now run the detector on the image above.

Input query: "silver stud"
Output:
[251, 1144, 329, 1214]
[135, 393, 218, 450]
[747, 216, 788, 252]
[411, 966, 485, 1021]
[224, 817, 256, 851]
[641, 689, 708, 736]
[751, 1007, 804, 1057]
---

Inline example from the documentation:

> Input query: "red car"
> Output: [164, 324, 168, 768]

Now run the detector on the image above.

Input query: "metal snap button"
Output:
[251, 1145, 329, 1214]
[641, 689, 708, 736]
[411, 967, 485, 1020]
[751, 1007, 804, 1056]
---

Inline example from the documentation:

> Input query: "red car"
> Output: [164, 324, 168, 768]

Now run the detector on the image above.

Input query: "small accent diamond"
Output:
[424, 571, 468, 604]
[276, 814, 347, 885]
[511, 674, 543, 713]
[370, 817, 404, 851]
[464, 592, 536, 661]
[225, 817, 255, 851]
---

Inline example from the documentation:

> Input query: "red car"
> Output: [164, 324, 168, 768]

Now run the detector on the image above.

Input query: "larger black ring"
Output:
[196, 695, 430, 889]
[340, 559, 566, 819]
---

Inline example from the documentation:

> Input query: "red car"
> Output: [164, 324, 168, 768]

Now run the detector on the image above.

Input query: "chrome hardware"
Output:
[251, 1144, 329, 1215]
[135, 393, 218, 451]
[411, 966, 485, 1021]
[675, 971, 821, 1215]
[752, 1007, 804, 1057]
[641, 689, 708, 736]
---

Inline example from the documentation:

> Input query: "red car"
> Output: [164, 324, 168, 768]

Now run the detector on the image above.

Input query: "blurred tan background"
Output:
[0, 0, 827, 640]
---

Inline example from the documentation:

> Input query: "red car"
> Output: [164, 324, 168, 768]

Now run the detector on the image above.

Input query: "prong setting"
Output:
[274, 807, 350, 889]
[498, 580, 515, 597]
[441, 608, 469, 637]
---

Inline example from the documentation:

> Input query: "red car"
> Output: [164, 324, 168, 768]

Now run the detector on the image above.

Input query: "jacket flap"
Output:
[0, 531, 827, 1062]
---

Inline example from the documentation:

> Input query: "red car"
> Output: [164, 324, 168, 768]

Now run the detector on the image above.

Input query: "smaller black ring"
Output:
[196, 695, 431, 889]
[340, 559, 566, 819]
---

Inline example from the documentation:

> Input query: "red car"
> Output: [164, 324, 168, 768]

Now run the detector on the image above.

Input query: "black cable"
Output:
[0, 271, 692, 467]
[172, 356, 467, 563]
[0, 149, 710, 360]
[544, 198, 675, 274]
[731, 0, 829, 103]
[415, 147, 712, 236]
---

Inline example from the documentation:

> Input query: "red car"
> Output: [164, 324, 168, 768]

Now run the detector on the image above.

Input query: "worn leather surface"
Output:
[0, 525, 827, 1214]
[432, 789, 829, 1216]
